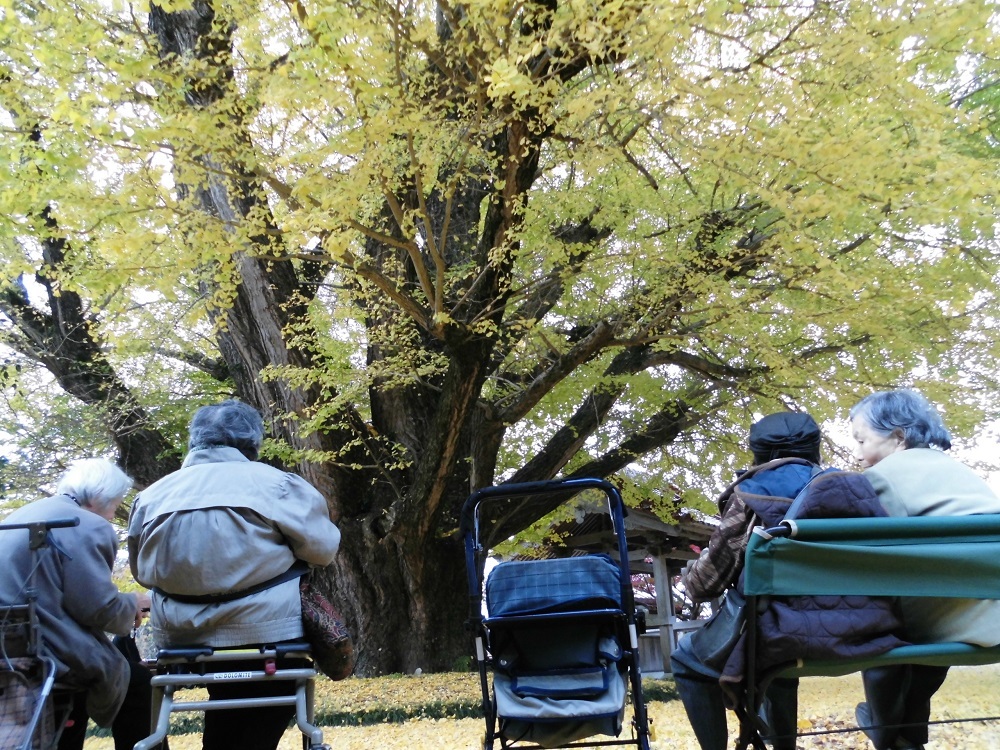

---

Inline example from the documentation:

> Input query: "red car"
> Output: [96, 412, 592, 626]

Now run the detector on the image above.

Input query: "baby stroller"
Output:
[460, 478, 651, 750]
[1, 517, 80, 750]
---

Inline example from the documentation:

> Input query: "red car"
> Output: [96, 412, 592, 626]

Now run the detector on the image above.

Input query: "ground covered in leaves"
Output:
[84, 665, 1000, 748]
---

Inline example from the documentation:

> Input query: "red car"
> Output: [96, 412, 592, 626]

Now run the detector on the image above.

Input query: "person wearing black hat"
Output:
[670, 412, 824, 750]
[671, 411, 906, 750]
[748, 411, 824, 464]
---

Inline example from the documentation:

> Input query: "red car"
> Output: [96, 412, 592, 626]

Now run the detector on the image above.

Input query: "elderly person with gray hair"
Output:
[0, 458, 157, 750]
[127, 400, 341, 750]
[850, 389, 1000, 750]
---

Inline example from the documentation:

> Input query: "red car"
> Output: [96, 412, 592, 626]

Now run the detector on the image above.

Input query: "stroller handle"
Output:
[459, 477, 622, 540]
[460, 478, 631, 605]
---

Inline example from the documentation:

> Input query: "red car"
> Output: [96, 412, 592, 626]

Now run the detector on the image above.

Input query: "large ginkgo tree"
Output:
[1, 0, 998, 672]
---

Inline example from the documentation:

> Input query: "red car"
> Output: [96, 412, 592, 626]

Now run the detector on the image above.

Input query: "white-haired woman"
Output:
[850, 389, 1000, 750]
[0, 458, 158, 750]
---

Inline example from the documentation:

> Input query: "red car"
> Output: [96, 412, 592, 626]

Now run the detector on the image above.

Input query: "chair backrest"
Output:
[744, 514, 1000, 599]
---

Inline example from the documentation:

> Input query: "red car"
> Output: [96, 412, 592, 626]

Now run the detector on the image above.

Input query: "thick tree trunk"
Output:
[145, 3, 480, 674]
[322, 517, 470, 675]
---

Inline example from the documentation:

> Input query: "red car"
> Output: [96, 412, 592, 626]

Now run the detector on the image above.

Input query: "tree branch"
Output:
[151, 346, 230, 381]
[493, 320, 618, 425]
[0, 216, 180, 489]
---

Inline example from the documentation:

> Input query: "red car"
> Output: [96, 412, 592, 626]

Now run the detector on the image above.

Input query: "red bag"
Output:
[300, 579, 355, 680]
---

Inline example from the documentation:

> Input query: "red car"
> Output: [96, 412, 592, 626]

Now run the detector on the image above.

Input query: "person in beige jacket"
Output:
[128, 400, 341, 750]
[850, 389, 1000, 750]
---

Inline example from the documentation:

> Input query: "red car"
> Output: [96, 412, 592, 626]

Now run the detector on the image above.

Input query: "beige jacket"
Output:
[866, 448, 1000, 646]
[128, 447, 341, 648]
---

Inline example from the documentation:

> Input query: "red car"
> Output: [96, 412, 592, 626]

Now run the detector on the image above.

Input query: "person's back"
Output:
[870, 448, 1000, 647]
[852, 391, 1000, 647]
[672, 412, 824, 750]
[127, 400, 341, 750]
[740, 468, 905, 674]
[0, 494, 131, 717]
[850, 389, 1000, 750]
[0, 460, 159, 750]
[130, 447, 340, 648]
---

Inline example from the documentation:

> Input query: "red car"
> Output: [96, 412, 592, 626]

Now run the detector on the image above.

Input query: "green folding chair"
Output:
[737, 514, 1000, 750]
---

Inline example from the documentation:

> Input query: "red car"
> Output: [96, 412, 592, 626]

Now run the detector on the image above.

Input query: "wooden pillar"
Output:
[652, 554, 674, 672]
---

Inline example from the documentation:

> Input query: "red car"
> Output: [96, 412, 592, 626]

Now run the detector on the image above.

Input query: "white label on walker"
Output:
[217, 671, 253, 680]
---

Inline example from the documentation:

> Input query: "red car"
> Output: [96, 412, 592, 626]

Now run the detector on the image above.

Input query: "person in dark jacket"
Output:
[671, 412, 825, 750]
[719, 468, 905, 687]
[671, 412, 906, 750]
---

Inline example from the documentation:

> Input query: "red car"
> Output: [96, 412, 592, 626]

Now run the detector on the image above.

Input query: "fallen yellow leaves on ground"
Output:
[85, 665, 1000, 748]
[315, 671, 483, 722]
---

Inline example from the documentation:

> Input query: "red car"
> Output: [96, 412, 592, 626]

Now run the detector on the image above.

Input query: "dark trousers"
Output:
[861, 664, 950, 748]
[200, 647, 308, 750]
[671, 635, 799, 750]
[57, 640, 166, 750]
[201, 678, 297, 750]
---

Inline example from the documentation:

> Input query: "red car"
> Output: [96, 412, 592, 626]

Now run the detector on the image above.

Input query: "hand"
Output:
[134, 592, 151, 629]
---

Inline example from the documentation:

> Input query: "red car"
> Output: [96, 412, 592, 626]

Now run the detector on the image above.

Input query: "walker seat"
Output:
[133, 642, 329, 750]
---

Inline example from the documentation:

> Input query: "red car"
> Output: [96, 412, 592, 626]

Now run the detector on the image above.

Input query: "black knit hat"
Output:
[748, 412, 821, 464]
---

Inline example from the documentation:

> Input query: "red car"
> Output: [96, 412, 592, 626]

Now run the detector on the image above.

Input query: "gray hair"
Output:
[188, 400, 265, 459]
[849, 389, 952, 451]
[56, 459, 134, 514]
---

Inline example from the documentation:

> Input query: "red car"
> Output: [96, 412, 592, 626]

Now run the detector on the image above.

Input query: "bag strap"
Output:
[152, 560, 310, 605]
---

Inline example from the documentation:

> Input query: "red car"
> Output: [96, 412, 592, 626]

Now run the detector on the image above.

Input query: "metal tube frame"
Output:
[1, 518, 79, 750]
[460, 478, 652, 750]
[133, 646, 329, 750]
